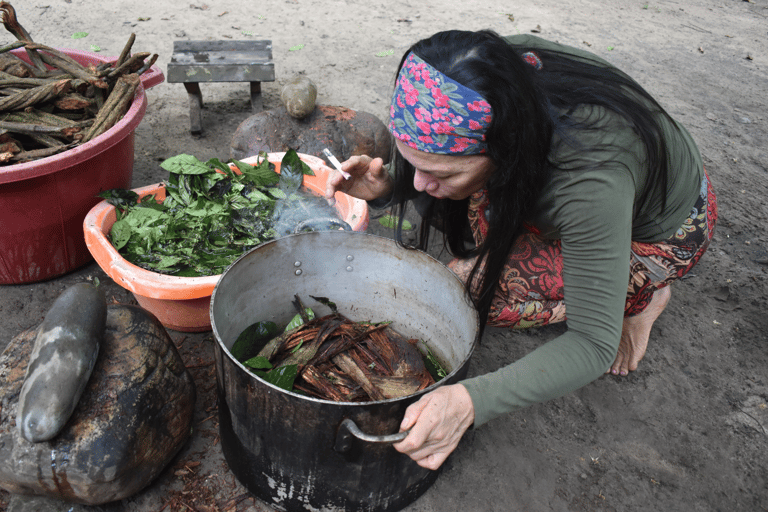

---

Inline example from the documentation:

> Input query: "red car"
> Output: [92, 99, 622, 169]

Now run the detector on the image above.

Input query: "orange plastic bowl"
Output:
[83, 152, 369, 332]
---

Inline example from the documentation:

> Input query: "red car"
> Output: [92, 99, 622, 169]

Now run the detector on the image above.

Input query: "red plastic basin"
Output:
[0, 48, 163, 285]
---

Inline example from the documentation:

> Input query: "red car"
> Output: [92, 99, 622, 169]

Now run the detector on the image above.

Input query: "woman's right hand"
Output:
[324, 155, 393, 204]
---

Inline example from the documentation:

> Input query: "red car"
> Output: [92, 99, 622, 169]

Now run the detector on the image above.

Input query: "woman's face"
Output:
[396, 140, 496, 200]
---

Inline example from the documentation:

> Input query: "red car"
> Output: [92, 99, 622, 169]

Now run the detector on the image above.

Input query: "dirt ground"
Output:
[1, 0, 767, 511]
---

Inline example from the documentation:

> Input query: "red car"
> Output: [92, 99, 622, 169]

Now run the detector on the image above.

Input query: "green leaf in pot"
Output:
[231, 321, 281, 361]
[285, 308, 316, 332]
[243, 356, 272, 370]
[254, 364, 299, 391]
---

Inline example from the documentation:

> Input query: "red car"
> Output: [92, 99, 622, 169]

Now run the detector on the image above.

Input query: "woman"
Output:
[324, 30, 716, 471]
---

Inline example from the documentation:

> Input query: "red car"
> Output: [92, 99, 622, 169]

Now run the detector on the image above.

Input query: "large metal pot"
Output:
[210, 231, 479, 512]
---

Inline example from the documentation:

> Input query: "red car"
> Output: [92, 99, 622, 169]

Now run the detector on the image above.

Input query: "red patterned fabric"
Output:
[450, 171, 717, 328]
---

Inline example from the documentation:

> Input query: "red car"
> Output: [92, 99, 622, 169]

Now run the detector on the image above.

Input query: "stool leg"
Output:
[183, 82, 204, 134]
[250, 81, 263, 113]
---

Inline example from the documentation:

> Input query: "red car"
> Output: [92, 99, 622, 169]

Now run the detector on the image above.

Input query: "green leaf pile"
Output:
[99, 150, 317, 277]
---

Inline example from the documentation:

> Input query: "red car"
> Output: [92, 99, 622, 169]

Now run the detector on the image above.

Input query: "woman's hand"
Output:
[323, 155, 393, 203]
[392, 384, 475, 470]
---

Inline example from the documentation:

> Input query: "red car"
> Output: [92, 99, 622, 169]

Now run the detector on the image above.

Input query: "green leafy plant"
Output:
[99, 150, 316, 277]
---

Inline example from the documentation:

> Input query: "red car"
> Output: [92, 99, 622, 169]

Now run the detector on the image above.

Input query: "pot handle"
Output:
[334, 418, 410, 453]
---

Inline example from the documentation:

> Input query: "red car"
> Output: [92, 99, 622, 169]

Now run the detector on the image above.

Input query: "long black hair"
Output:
[390, 30, 673, 329]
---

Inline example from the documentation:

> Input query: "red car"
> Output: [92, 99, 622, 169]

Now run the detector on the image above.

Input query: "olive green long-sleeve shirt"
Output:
[461, 35, 704, 427]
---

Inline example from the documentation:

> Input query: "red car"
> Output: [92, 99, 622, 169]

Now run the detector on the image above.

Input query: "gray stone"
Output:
[0, 305, 196, 506]
[280, 75, 318, 119]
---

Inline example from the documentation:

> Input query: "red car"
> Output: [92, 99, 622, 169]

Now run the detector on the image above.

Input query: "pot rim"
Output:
[210, 230, 480, 407]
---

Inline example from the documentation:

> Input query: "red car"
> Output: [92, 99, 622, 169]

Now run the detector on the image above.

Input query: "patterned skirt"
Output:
[449, 171, 718, 328]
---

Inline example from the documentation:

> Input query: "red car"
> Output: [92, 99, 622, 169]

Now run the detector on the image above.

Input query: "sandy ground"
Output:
[1, 0, 768, 511]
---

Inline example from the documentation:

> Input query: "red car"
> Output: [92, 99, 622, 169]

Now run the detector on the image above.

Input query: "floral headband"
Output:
[388, 52, 493, 155]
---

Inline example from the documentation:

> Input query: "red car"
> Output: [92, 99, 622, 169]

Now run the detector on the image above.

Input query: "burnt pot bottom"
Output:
[218, 390, 441, 512]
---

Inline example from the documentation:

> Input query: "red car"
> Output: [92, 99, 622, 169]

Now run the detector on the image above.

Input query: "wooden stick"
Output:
[115, 33, 136, 68]
[136, 53, 158, 76]
[0, 120, 80, 136]
[0, 1, 46, 74]
[0, 78, 71, 110]
[82, 73, 139, 142]
[25, 43, 107, 88]
[0, 108, 82, 127]
[0, 71, 56, 86]
[28, 132, 63, 148]
[0, 40, 25, 54]
[10, 144, 72, 162]
[106, 52, 150, 80]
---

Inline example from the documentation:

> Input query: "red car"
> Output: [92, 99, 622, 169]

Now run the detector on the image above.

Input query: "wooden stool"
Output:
[167, 40, 275, 134]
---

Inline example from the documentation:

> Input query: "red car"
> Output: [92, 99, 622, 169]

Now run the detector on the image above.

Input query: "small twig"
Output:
[197, 414, 216, 425]
[106, 51, 150, 80]
[0, 1, 46, 73]
[115, 32, 136, 68]
[0, 39, 25, 54]
[137, 53, 159, 76]
[738, 408, 767, 435]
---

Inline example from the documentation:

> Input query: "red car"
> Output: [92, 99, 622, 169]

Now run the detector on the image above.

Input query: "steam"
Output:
[271, 189, 344, 236]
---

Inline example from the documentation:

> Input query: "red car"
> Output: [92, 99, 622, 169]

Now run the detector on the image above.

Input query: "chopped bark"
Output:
[240, 298, 442, 402]
[332, 352, 387, 402]
[54, 92, 95, 111]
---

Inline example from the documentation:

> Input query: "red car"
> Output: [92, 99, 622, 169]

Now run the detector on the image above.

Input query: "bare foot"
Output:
[608, 286, 672, 376]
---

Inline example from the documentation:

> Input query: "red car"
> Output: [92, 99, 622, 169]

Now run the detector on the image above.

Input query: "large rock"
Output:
[230, 104, 392, 164]
[0, 305, 196, 505]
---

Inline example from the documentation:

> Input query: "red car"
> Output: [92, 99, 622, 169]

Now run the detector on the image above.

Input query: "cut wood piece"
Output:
[368, 375, 423, 399]
[332, 352, 386, 402]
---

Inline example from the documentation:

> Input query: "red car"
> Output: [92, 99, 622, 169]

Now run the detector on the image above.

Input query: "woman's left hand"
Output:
[392, 384, 475, 470]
